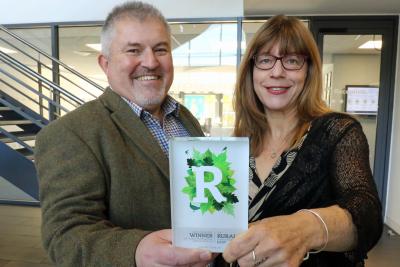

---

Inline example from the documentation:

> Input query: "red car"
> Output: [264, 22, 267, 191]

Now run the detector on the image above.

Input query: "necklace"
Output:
[269, 139, 287, 159]
[266, 130, 293, 159]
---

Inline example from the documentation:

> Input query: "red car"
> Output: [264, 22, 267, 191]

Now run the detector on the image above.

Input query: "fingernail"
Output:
[200, 251, 212, 260]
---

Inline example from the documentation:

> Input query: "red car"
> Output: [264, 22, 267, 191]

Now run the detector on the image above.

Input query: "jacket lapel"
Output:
[99, 89, 169, 179]
[179, 106, 204, 137]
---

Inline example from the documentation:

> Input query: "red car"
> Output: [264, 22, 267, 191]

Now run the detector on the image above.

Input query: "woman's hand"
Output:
[223, 212, 321, 267]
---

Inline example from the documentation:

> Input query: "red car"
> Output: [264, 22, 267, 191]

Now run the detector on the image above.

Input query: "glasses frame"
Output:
[253, 54, 308, 71]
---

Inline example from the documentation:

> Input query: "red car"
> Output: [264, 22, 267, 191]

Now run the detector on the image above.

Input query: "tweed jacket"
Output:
[35, 88, 204, 267]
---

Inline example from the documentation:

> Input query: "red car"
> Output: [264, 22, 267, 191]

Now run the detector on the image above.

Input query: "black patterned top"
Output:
[248, 112, 382, 267]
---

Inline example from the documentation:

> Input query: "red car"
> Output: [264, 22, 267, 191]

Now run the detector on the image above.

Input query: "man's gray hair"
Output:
[100, 1, 170, 57]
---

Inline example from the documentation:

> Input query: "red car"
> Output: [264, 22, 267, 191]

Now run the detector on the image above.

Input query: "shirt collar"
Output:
[121, 95, 181, 119]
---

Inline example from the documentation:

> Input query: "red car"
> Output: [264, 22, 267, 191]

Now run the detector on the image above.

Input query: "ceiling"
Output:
[245, 0, 400, 16]
[2, 2, 389, 75]
[324, 35, 382, 55]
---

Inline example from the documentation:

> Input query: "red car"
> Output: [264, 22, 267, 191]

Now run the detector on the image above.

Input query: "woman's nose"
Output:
[270, 59, 285, 77]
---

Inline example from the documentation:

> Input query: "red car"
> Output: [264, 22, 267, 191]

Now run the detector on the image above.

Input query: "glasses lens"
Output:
[282, 54, 306, 70]
[254, 55, 276, 70]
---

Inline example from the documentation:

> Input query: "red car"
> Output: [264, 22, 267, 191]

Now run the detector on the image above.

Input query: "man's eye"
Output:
[155, 48, 168, 55]
[127, 49, 140, 54]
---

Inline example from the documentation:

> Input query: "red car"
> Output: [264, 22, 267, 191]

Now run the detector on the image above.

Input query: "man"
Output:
[35, 2, 211, 266]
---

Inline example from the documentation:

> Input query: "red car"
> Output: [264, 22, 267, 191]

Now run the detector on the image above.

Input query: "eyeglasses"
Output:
[253, 54, 308, 71]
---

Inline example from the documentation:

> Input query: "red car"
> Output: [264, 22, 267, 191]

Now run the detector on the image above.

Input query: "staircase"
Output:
[0, 25, 104, 205]
[0, 94, 45, 160]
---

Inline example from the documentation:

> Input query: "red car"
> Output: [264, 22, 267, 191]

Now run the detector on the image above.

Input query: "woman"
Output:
[223, 15, 382, 267]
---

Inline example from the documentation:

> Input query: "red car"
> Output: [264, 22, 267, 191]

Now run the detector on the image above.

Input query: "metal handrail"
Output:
[0, 78, 51, 114]
[0, 36, 99, 99]
[0, 127, 34, 153]
[0, 24, 103, 162]
[0, 24, 104, 92]
[0, 51, 84, 106]
[0, 68, 71, 114]
[0, 55, 82, 109]
[0, 75, 62, 119]
[0, 98, 46, 128]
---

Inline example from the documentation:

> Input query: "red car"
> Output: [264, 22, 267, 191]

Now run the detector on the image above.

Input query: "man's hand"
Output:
[135, 229, 213, 267]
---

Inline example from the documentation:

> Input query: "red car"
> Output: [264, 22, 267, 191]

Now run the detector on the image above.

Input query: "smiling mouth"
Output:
[135, 75, 160, 81]
[268, 87, 289, 91]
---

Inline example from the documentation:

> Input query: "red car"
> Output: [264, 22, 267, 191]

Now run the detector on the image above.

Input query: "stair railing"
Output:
[0, 24, 105, 160]
[0, 126, 34, 153]
[0, 25, 104, 91]
[0, 51, 84, 110]
[0, 24, 105, 120]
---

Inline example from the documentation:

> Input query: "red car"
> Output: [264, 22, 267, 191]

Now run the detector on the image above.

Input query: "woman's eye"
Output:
[260, 58, 272, 64]
[286, 58, 300, 65]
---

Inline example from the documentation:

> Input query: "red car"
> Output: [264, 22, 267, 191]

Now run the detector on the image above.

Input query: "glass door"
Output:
[311, 16, 398, 210]
[322, 34, 381, 170]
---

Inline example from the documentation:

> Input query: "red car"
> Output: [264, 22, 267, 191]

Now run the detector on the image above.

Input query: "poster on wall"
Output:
[345, 85, 379, 115]
[169, 137, 249, 252]
[183, 95, 206, 119]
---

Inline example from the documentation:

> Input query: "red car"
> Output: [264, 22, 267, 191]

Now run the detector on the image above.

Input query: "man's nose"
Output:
[141, 49, 160, 69]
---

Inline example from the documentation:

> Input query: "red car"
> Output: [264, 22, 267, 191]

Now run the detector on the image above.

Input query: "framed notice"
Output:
[169, 137, 249, 252]
[345, 85, 379, 115]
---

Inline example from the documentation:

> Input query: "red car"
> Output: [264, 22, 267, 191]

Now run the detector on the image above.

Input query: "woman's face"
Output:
[252, 43, 308, 115]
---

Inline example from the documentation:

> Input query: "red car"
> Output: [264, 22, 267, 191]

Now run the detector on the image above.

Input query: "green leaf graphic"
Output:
[190, 202, 200, 210]
[182, 148, 238, 216]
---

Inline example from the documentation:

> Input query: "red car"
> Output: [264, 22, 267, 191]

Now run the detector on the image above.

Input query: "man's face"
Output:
[98, 17, 173, 114]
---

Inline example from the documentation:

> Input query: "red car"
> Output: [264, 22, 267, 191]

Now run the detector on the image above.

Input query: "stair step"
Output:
[0, 120, 34, 126]
[0, 106, 12, 111]
[0, 131, 36, 138]
[0, 134, 36, 143]
[16, 146, 34, 154]
[26, 154, 35, 161]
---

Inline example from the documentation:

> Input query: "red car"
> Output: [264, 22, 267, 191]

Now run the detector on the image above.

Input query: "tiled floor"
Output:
[0, 204, 398, 267]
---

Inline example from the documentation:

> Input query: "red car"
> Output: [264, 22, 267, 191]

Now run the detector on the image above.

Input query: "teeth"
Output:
[270, 87, 286, 91]
[136, 75, 159, 81]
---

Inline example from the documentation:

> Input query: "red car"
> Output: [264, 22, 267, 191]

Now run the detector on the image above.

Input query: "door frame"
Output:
[310, 16, 399, 212]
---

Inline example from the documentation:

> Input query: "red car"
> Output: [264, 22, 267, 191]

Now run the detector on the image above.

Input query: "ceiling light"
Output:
[358, 40, 382, 49]
[86, 43, 101, 52]
[0, 46, 17, 54]
[73, 50, 91, 56]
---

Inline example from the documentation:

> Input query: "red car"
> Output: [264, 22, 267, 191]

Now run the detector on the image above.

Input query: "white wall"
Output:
[385, 18, 400, 233]
[0, 0, 243, 24]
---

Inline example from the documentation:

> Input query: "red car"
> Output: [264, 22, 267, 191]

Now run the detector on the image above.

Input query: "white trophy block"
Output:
[169, 137, 249, 252]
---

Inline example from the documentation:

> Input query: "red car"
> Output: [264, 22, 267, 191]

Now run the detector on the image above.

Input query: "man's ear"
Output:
[98, 54, 109, 75]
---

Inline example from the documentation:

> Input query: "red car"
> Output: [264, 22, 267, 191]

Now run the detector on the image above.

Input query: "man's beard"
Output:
[131, 85, 168, 109]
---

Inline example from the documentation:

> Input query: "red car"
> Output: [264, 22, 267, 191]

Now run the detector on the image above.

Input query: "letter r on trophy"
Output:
[192, 166, 227, 203]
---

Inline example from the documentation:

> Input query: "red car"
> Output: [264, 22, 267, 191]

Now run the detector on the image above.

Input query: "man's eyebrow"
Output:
[124, 42, 170, 48]
[126, 42, 141, 47]
[154, 41, 170, 48]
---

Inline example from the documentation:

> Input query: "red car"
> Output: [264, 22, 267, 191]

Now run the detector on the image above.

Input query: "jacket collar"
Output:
[99, 88, 169, 178]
